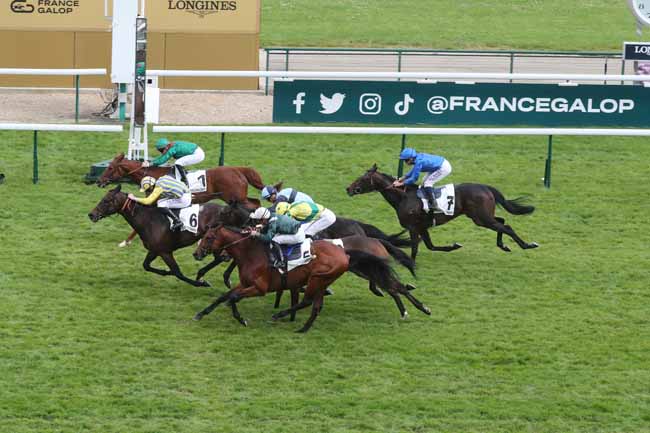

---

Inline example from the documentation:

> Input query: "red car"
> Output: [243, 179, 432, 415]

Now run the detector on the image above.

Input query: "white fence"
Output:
[0, 68, 107, 122]
[153, 125, 650, 188]
[1, 123, 123, 184]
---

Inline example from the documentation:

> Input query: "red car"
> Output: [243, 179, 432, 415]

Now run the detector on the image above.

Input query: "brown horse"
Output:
[88, 185, 228, 287]
[192, 224, 352, 333]
[346, 164, 539, 259]
[97, 153, 265, 206]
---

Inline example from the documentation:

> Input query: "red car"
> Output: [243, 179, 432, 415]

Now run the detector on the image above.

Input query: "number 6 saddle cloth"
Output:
[164, 204, 201, 234]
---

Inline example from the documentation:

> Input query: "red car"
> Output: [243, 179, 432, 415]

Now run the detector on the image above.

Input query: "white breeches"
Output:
[422, 159, 452, 187]
[158, 193, 191, 209]
[303, 209, 337, 237]
[175, 147, 205, 167]
[273, 225, 306, 245]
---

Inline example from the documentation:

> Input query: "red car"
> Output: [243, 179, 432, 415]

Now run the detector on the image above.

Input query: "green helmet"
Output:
[155, 138, 170, 150]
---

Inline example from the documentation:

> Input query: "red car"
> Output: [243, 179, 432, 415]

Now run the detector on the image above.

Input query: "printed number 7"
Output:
[198, 174, 206, 187]
[447, 196, 454, 211]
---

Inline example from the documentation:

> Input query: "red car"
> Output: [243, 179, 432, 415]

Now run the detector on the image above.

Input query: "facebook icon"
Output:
[292, 92, 306, 114]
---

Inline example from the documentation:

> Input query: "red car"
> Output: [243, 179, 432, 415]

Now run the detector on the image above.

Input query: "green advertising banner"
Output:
[273, 80, 650, 127]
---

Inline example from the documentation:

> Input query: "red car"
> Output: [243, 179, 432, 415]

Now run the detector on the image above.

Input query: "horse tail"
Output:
[377, 239, 416, 278]
[346, 250, 399, 292]
[356, 221, 411, 248]
[487, 186, 535, 215]
[235, 167, 265, 190]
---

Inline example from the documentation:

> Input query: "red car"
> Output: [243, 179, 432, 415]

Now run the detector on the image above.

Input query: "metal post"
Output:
[509, 53, 515, 83]
[75, 75, 80, 123]
[544, 135, 553, 189]
[219, 133, 225, 166]
[119, 83, 127, 121]
[265, 49, 270, 96]
[397, 134, 407, 177]
[603, 58, 609, 85]
[32, 130, 39, 184]
[397, 50, 402, 81]
[621, 59, 626, 85]
[284, 49, 289, 72]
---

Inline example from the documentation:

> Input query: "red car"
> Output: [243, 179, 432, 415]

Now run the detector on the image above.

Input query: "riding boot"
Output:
[160, 207, 183, 231]
[270, 242, 285, 270]
[175, 164, 189, 186]
[423, 186, 437, 212]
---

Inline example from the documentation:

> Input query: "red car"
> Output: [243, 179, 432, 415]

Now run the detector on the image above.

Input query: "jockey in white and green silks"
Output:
[142, 138, 205, 185]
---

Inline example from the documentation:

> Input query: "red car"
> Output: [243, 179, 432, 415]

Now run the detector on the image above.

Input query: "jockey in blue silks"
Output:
[261, 185, 314, 212]
[392, 147, 452, 212]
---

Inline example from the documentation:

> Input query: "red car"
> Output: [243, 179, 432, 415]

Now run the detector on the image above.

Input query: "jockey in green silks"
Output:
[142, 138, 205, 186]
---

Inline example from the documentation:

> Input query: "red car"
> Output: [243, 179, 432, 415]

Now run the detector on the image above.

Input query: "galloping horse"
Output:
[193, 226, 429, 332]
[97, 153, 265, 206]
[346, 164, 539, 259]
[88, 185, 227, 287]
[96, 152, 266, 246]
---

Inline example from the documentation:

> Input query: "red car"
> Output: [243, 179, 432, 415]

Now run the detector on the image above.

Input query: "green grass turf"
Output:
[1, 130, 649, 432]
[261, 0, 640, 51]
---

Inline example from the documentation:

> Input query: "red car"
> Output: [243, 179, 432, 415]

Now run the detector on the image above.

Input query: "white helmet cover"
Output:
[250, 207, 271, 220]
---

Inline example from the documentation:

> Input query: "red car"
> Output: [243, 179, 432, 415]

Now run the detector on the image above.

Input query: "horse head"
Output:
[222, 201, 255, 227]
[96, 153, 143, 187]
[346, 163, 382, 196]
[88, 184, 126, 222]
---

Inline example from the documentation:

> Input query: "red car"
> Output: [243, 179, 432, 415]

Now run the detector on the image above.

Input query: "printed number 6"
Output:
[190, 214, 198, 227]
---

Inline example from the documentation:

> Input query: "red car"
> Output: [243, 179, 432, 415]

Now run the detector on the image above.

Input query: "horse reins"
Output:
[120, 197, 135, 215]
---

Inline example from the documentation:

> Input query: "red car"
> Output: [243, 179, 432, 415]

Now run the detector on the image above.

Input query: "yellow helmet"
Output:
[275, 202, 290, 215]
[140, 176, 156, 192]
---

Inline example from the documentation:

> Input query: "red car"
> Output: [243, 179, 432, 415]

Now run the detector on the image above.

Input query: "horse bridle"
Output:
[203, 224, 252, 254]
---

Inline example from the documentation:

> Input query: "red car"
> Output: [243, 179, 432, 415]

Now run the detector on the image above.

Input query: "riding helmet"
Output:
[399, 147, 417, 160]
[155, 138, 170, 150]
[261, 185, 277, 199]
[140, 176, 157, 192]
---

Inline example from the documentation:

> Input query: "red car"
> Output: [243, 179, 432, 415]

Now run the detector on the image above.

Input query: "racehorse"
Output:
[97, 153, 265, 205]
[192, 225, 430, 332]
[88, 185, 228, 287]
[211, 202, 414, 298]
[346, 164, 539, 259]
[96, 152, 266, 246]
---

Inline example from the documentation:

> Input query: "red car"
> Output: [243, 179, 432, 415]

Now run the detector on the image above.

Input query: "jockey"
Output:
[143, 138, 205, 186]
[260, 185, 313, 211]
[392, 147, 452, 212]
[249, 207, 305, 268]
[275, 201, 336, 239]
[128, 175, 190, 232]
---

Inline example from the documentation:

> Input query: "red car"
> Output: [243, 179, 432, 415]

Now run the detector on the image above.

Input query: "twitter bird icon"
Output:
[319, 93, 346, 114]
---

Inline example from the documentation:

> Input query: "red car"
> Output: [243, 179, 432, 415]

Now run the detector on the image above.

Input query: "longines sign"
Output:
[273, 80, 650, 127]
[1, 0, 259, 33]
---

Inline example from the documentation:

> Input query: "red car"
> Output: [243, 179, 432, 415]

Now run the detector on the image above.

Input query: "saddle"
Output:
[416, 184, 456, 216]
[269, 239, 313, 274]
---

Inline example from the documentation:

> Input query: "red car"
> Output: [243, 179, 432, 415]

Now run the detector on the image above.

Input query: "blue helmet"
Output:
[261, 185, 277, 200]
[399, 147, 417, 160]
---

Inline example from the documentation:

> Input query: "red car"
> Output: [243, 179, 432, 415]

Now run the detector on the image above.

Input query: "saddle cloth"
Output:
[185, 170, 208, 193]
[167, 204, 200, 234]
[280, 238, 313, 272]
[324, 238, 345, 249]
[417, 184, 455, 215]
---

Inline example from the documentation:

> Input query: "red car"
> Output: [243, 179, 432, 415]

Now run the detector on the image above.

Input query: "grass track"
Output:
[1, 131, 650, 432]
[262, 0, 640, 51]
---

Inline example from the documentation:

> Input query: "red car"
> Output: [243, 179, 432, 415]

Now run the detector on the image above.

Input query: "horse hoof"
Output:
[423, 306, 432, 315]
[501, 246, 512, 253]
[529, 242, 540, 249]
[239, 320, 248, 327]
[224, 280, 232, 289]
[296, 327, 309, 334]
[118, 241, 129, 248]
[406, 283, 417, 291]
[453, 242, 463, 249]
[193, 313, 203, 321]
[401, 311, 409, 320]
[199, 280, 212, 288]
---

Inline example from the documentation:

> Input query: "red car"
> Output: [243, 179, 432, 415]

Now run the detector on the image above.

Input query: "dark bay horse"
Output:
[88, 185, 227, 287]
[193, 225, 429, 332]
[346, 164, 539, 259]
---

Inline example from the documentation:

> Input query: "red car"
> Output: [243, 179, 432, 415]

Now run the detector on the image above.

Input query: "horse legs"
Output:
[394, 283, 431, 316]
[472, 214, 539, 252]
[272, 296, 313, 321]
[297, 292, 325, 333]
[143, 251, 172, 276]
[420, 230, 463, 252]
[119, 229, 138, 248]
[409, 230, 421, 260]
[159, 252, 211, 287]
[290, 289, 299, 322]
[273, 291, 283, 308]
[222, 260, 237, 289]
[195, 254, 227, 281]
[194, 284, 259, 325]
